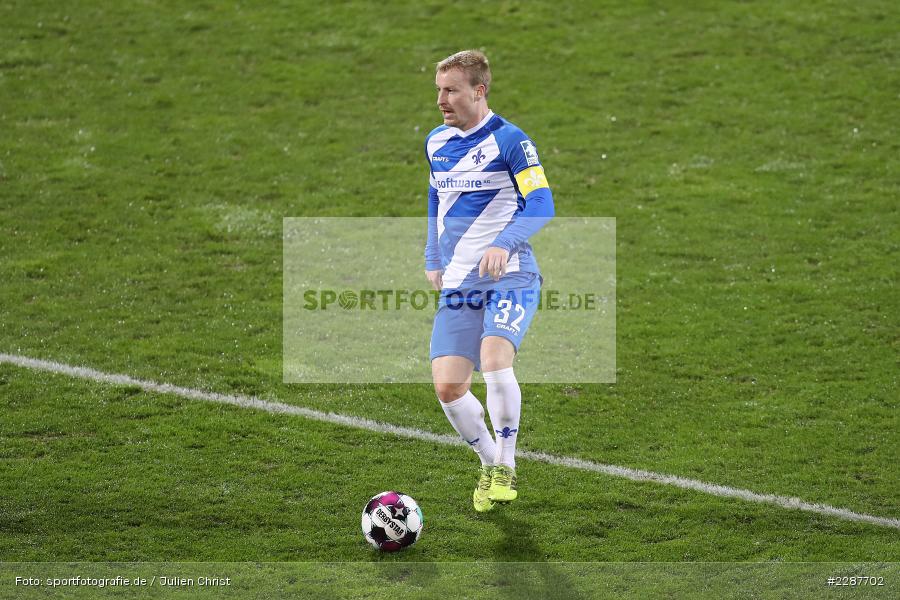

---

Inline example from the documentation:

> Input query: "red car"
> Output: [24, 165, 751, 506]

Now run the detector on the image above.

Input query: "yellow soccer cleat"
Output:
[473, 465, 495, 512]
[488, 465, 518, 503]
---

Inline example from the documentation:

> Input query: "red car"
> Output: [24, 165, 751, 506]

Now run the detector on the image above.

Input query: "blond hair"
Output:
[436, 50, 492, 96]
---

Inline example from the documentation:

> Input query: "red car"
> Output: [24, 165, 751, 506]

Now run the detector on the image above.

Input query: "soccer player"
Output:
[424, 50, 554, 512]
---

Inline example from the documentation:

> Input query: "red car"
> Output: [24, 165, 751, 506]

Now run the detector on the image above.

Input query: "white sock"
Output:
[484, 367, 521, 469]
[440, 391, 497, 466]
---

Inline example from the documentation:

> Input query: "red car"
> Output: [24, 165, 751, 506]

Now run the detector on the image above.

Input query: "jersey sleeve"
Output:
[424, 184, 442, 270]
[501, 127, 544, 175]
[424, 137, 442, 270]
[491, 128, 555, 252]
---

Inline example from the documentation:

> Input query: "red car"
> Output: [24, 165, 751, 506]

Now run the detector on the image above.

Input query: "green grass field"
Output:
[1, 0, 898, 597]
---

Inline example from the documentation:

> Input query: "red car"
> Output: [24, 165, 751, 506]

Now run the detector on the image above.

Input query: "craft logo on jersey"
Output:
[520, 140, 539, 166]
[472, 148, 486, 165]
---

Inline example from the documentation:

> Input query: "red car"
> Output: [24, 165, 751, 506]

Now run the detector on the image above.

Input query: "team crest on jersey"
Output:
[520, 140, 539, 166]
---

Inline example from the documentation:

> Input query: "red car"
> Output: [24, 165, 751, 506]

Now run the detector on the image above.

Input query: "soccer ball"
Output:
[361, 491, 424, 552]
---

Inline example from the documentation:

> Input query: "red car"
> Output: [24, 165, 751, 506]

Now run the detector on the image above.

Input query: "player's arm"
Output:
[490, 166, 555, 252]
[423, 133, 444, 290]
[424, 155, 443, 289]
[480, 176, 554, 280]
[480, 132, 555, 280]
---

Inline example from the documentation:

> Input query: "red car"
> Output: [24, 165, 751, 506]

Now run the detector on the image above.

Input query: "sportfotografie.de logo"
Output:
[302, 289, 603, 311]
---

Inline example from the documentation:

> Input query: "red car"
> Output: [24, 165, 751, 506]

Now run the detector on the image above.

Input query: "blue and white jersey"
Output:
[424, 111, 554, 290]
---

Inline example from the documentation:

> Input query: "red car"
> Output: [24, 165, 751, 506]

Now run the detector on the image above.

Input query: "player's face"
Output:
[436, 68, 485, 131]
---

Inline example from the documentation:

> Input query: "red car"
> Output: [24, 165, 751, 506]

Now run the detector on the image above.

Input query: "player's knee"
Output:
[480, 350, 514, 373]
[480, 356, 512, 372]
[481, 337, 515, 372]
[434, 382, 469, 403]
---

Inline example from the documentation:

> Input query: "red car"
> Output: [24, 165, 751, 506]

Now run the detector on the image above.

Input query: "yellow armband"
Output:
[514, 166, 550, 197]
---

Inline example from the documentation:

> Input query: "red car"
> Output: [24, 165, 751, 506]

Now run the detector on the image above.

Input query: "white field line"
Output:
[2, 352, 898, 531]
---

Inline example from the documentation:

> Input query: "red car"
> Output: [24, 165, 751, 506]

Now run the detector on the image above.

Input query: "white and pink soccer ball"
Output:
[361, 491, 424, 552]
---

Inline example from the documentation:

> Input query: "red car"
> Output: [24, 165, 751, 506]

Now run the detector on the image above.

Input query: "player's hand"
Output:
[425, 269, 443, 291]
[479, 247, 509, 281]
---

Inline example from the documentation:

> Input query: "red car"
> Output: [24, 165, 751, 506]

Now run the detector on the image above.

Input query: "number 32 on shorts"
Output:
[494, 299, 526, 332]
